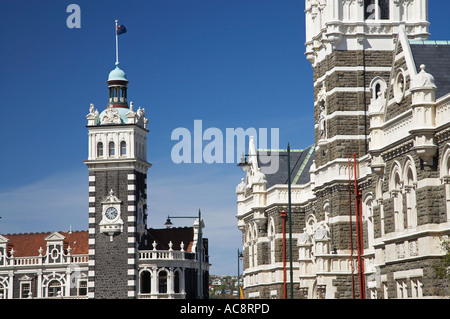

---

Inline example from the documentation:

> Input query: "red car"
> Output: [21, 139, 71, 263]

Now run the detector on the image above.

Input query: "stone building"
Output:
[0, 59, 209, 299]
[236, 0, 450, 299]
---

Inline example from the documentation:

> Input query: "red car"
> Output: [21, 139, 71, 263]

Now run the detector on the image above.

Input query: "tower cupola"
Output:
[107, 62, 128, 108]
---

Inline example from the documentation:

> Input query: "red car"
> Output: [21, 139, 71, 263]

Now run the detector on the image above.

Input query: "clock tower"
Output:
[84, 61, 151, 299]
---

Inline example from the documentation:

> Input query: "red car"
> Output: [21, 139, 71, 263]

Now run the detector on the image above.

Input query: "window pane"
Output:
[379, 0, 389, 19]
[97, 142, 103, 157]
[78, 280, 87, 296]
[159, 271, 167, 293]
[109, 142, 115, 156]
[48, 280, 61, 297]
[21, 283, 30, 298]
[121, 141, 126, 156]
[364, 0, 376, 20]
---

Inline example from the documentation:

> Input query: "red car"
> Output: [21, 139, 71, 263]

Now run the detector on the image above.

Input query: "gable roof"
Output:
[409, 40, 450, 99]
[256, 144, 315, 189]
[1, 231, 88, 257]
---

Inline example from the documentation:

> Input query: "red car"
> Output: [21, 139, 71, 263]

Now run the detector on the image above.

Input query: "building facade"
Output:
[0, 61, 209, 299]
[236, 0, 450, 299]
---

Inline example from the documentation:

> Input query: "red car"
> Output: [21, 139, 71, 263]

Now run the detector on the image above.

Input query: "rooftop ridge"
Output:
[2, 230, 88, 236]
[409, 40, 450, 45]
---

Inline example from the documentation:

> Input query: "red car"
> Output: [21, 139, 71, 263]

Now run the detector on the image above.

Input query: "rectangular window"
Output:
[379, 0, 390, 20]
[396, 280, 408, 299]
[365, 0, 389, 20]
[364, 0, 376, 20]
[411, 278, 423, 298]
[20, 282, 31, 299]
[78, 280, 88, 296]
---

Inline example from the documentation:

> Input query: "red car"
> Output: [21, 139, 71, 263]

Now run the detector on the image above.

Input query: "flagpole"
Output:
[115, 19, 119, 64]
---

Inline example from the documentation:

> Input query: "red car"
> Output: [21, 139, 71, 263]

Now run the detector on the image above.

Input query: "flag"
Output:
[116, 24, 127, 35]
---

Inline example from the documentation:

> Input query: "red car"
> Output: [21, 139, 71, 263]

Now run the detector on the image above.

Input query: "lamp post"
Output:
[164, 209, 204, 299]
[237, 143, 294, 299]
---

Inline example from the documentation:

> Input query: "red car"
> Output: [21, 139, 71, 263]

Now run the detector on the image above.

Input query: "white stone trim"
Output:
[393, 268, 423, 280]
[89, 175, 95, 182]
[417, 178, 441, 188]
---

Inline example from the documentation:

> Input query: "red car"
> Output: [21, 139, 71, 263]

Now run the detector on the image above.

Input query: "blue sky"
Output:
[0, 1, 449, 276]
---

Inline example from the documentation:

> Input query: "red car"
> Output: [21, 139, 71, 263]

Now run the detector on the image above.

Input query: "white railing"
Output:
[0, 254, 89, 267]
[139, 250, 194, 261]
[138, 292, 186, 299]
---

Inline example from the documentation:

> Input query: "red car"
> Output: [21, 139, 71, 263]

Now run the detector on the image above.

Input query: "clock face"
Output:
[105, 207, 118, 220]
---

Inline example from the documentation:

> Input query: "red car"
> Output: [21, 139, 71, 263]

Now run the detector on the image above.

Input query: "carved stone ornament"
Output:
[101, 107, 122, 124]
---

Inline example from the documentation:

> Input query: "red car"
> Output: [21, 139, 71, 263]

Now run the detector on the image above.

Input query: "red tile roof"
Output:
[2, 227, 196, 257]
[1, 231, 89, 257]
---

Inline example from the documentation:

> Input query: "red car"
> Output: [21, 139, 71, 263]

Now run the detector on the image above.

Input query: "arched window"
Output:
[390, 165, 404, 232]
[306, 214, 316, 236]
[362, 194, 375, 249]
[268, 218, 276, 264]
[365, 0, 389, 20]
[376, 178, 385, 236]
[109, 141, 115, 156]
[174, 270, 181, 294]
[370, 77, 387, 102]
[441, 146, 450, 222]
[140, 270, 151, 294]
[404, 163, 417, 228]
[158, 270, 167, 294]
[47, 280, 62, 297]
[0, 282, 5, 299]
[97, 142, 103, 157]
[120, 141, 126, 156]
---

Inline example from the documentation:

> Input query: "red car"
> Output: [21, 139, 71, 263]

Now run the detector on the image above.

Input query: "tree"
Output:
[435, 238, 450, 280]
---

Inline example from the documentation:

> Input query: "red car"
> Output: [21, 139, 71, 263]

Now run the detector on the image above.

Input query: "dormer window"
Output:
[365, 0, 389, 20]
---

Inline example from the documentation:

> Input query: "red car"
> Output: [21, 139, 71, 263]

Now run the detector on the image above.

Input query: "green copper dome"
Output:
[108, 62, 128, 82]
